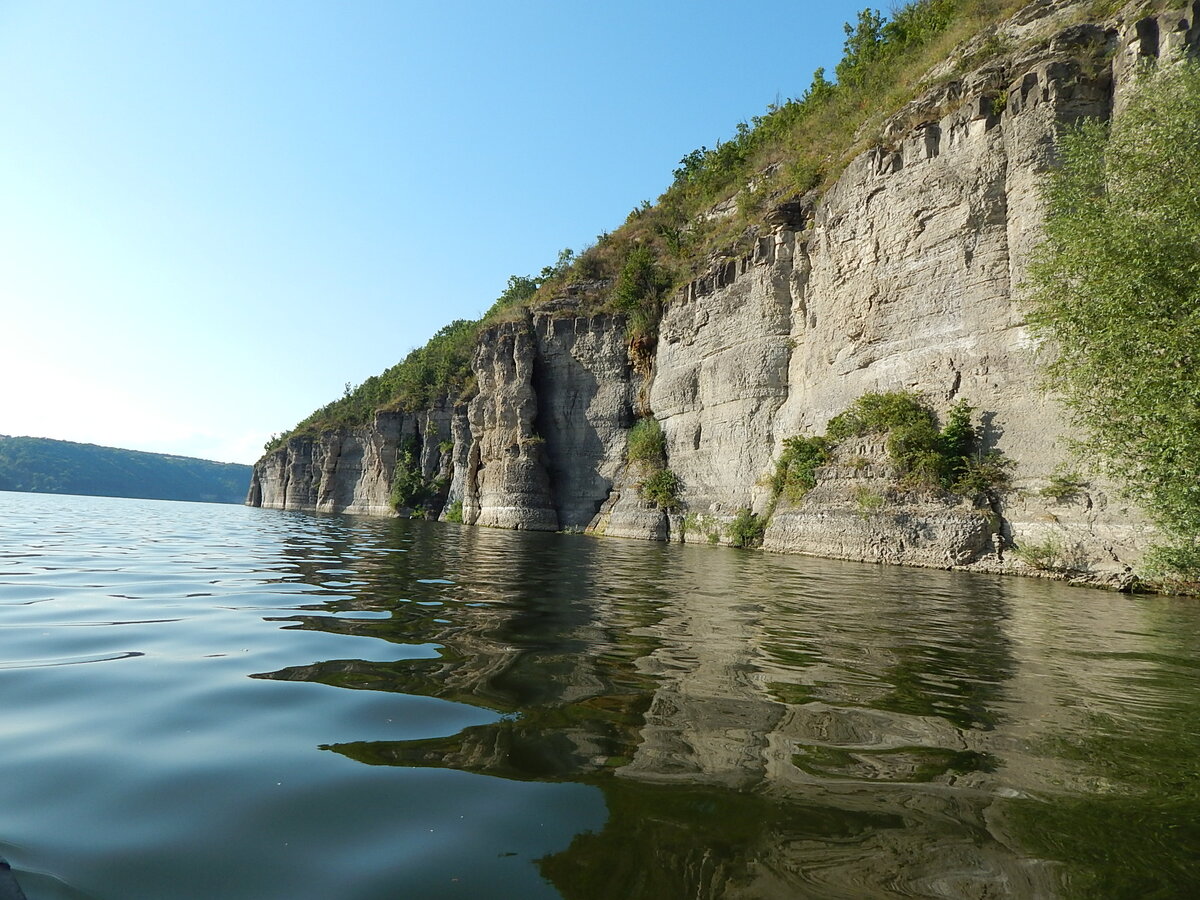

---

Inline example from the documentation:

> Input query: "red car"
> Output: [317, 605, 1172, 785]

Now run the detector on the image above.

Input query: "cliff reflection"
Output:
[250, 517, 1199, 898]
[256, 521, 667, 779]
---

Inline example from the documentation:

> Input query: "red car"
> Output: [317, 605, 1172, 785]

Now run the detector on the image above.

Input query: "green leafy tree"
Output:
[541, 247, 576, 280]
[388, 441, 426, 510]
[728, 508, 767, 548]
[803, 67, 835, 105]
[1027, 60, 1200, 578]
[937, 399, 977, 485]
[836, 8, 888, 88]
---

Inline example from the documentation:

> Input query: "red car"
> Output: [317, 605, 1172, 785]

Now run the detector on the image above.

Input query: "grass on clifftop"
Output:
[269, 0, 1096, 450]
[264, 255, 578, 451]
[266, 319, 478, 449]
[524, 0, 1037, 300]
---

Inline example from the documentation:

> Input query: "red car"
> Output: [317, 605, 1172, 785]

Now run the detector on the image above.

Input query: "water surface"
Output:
[1, 491, 1197, 898]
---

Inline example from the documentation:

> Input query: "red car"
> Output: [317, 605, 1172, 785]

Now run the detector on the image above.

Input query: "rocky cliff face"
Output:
[247, 412, 404, 517]
[249, 1, 1192, 587]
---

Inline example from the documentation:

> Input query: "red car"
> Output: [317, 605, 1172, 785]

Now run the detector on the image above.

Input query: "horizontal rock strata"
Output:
[249, 1, 1186, 587]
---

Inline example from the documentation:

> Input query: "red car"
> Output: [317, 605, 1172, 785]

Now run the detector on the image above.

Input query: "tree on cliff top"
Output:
[1027, 59, 1200, 580]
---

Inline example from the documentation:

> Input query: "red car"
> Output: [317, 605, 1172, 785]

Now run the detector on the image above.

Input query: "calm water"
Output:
[1, 492, 1198, 899]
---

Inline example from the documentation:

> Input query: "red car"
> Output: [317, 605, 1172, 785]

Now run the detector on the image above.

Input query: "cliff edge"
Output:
[250, 1, 1194, 589]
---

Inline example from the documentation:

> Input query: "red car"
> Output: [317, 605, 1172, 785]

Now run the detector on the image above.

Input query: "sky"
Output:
[1, 0, 867, 464]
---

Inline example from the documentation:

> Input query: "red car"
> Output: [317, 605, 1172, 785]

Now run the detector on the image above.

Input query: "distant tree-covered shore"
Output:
[0, 436, 252, 504]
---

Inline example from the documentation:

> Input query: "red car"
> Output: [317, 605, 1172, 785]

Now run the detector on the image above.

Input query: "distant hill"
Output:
[0, 436, 253, 504]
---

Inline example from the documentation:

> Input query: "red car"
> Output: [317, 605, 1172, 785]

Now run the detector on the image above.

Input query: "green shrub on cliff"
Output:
[1012, 533, 1085, 573]
[481, 249, 576, 322]
[388, 441, 426, 510]
[641, 469, 681, 510]
[826, 391, 937, 443]
[1027, 59, 1200, 580]
[774, 392, 1010, 500]
[626, 417, 681, 510]
[626, 416, 666, 465]
[482, 274, 539, 320]
[728, 508, 767, 548]
[826, 393, 1008, 493]
[770, 435, 831, 501]
[611, 245, 673, 359]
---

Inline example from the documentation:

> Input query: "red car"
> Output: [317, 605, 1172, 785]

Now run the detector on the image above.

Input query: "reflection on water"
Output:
[253, 519, 1200, 898]
[2, 493, 1199, 899]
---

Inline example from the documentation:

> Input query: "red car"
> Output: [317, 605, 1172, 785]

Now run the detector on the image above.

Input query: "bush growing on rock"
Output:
[626, 417, 681, 511]
[774, 392, 1010, 502]
[771, 435, 831, 501]
[1012, 533, 1085, 573]
[728, 508, 767, 548]
[389, 442, 425, 510]
[1027, 59, 1200, 580]
[641, 469, 681, 510]
[612, 246, 673, 362]
[826, 391, 938, 444]
[626, 417, 667, 467]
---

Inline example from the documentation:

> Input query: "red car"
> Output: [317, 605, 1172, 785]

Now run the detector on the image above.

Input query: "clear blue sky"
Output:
[1, 0, 866, 464]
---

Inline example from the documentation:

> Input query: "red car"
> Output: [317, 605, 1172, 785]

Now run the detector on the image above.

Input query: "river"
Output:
[0, 491, 1197, 898]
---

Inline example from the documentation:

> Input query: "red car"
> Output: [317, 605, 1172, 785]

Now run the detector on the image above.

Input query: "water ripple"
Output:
[0, 651, 145, 669]
[2, 492, 1199, 899]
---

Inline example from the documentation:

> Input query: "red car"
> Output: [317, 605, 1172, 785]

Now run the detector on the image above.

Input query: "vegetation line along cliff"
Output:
[249, 0, 1200, 590]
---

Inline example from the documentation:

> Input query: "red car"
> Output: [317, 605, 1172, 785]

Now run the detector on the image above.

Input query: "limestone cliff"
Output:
[249, 1, 1192, 587]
